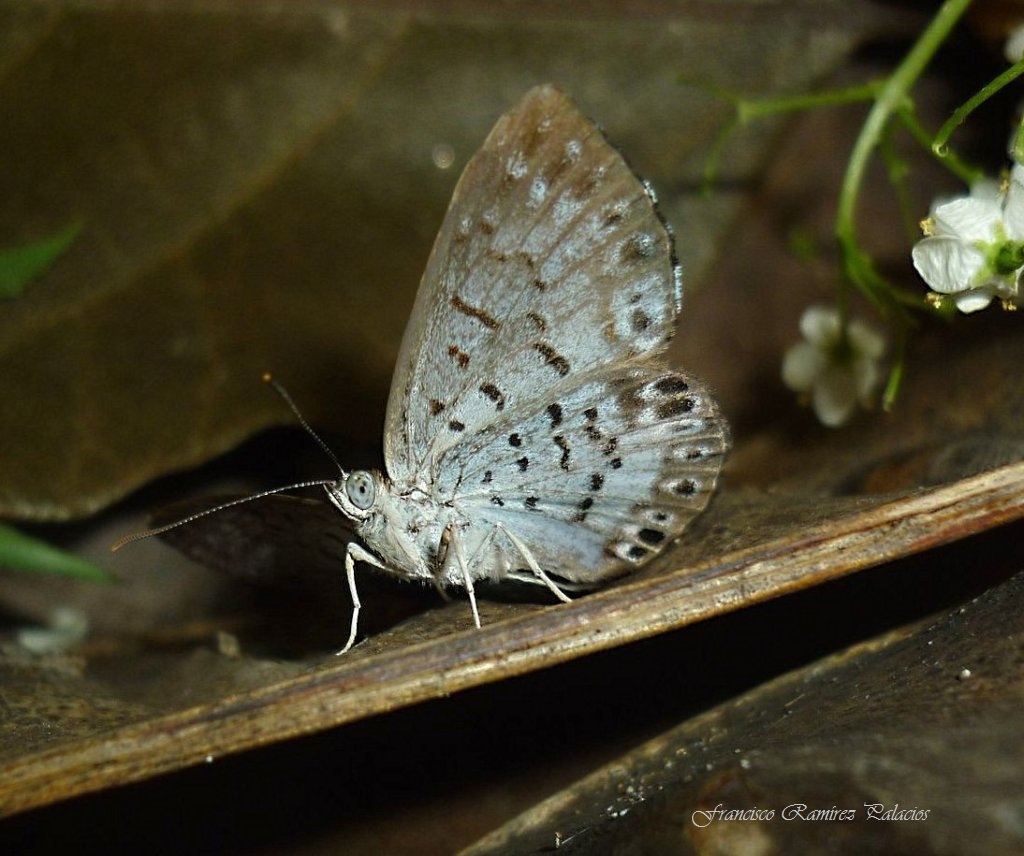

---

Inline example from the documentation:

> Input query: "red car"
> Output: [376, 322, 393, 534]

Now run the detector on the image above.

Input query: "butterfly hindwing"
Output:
[436, 364, 725, 582]
[155, 494, 355, 591]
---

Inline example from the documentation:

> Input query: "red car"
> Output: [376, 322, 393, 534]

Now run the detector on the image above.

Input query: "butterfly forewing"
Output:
[384, 85, 682, 485]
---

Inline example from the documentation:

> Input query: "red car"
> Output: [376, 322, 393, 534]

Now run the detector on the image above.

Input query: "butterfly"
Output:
[119, 84, 728, 652]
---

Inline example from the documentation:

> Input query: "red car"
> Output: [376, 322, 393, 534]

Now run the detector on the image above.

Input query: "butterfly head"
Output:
[326, 469, 384, 521]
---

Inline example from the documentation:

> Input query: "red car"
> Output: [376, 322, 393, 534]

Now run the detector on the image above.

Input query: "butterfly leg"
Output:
[431, 578, 452, 602]
[431, 528, 454, 603]
[443, 523, 482, 630]
[337, 543, 387, 655]
[494, 523, 572, 603]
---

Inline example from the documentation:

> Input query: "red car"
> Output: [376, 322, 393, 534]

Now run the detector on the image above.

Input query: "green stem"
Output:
[698, 81, 880, 193]
[735, 81, 879, 124]
[878, 122, 917, 243]
[882, 329, 907, 412]
[836, 0, 973, 319]
[933, 58, 1024, 155]
[897, 104, 981, 184]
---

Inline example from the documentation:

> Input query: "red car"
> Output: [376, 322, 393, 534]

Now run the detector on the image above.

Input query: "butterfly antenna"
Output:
[112, 375, 345, 552]
[262, 372, 344, 476]
[110, 479, 337, 552]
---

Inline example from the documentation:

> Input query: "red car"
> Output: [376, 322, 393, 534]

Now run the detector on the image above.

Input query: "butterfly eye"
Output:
[346, 471, 376, 510]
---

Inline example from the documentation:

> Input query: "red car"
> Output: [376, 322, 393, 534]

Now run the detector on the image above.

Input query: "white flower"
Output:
[911, 165, 1024, 312]
[782, 306, 885, 428]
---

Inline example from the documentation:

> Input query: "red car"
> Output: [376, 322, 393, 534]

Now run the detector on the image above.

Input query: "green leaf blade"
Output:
[0, 222, 81, 299]
[0, 523, 114, 582]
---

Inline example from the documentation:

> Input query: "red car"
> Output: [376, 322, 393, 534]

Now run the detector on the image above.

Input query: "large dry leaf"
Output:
[0, 0, 905, 520]
[463, 567, 1024, 855]
[2, 463, 1022, 815]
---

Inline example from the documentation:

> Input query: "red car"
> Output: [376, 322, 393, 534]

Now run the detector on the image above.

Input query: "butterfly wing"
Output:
[437, 365, 725, 583]
[155, 494, 355, 592]
[384, 84, 727, 583]
[384, 84, 683, 485]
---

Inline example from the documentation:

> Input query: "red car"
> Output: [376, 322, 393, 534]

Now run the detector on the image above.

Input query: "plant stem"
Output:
[735, 82, 878, 124]
[897, 104, 980, 184]
[933, 58, 1024, 155]
[699, 82, 880, 193]
[836, 0, 974, 320]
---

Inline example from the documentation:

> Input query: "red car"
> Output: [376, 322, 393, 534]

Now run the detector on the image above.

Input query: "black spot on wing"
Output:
[451, 294, 500, 330]
[572, 495, 594, 523]
[533, 342, 570, 376]
[654, 376, 689, 395]
[657, 396, 695, 420]
[631, 308, 651, 332]
[553, 435, 571, 470]
[479, 382, 505, 411]
[620, 231, 656, 262]
[638, 528, 665, 545]
[447, 344, 470, 369]
[674, 479, 697, 496]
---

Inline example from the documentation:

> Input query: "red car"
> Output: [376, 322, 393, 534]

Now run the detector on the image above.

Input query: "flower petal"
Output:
[848, 319, 886, 360]
[969, 177, 1002, 206]
[1002, 165, 1024, 237]
[953, 288, 996, 313]
[798, 306, 840, 348]
[1006, 24, 1024, 62]
[852, 355, 880, 402]
[912, 236, 985, 293]
[812, 365, 858, 428]
[932, 196, 1001, 242]
[781, 341, 823, 392]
